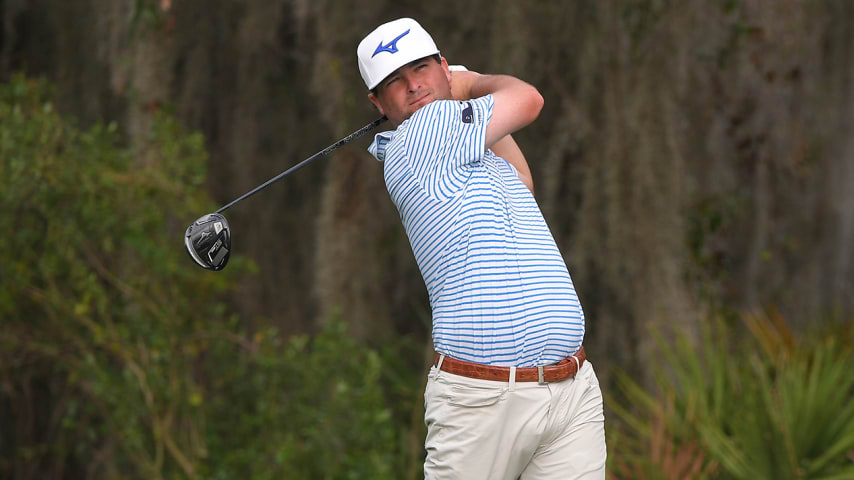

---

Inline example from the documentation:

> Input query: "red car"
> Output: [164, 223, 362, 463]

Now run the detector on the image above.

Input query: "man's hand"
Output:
[450, 69, 481, 102]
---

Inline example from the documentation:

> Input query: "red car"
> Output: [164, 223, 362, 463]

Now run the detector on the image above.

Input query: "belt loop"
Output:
[572, 355, 581, 375]
[508, 366, 517, 391]
[537, 365, 546, 385]
[435, 354, 446, 379]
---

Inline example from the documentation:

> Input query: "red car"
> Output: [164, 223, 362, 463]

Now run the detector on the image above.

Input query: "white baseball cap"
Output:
[357, 18, 440, 90]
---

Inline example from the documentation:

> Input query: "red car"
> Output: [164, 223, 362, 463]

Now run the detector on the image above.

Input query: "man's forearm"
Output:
[452, 71, 519, 101]
[451, 71, 539, 107]
[468, 74, 532, 101]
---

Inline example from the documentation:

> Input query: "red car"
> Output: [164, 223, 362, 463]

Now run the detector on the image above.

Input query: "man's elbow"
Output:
[522, 85, 544, 125]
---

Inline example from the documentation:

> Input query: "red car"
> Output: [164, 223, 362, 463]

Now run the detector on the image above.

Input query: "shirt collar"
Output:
[368, 130, 395, 162]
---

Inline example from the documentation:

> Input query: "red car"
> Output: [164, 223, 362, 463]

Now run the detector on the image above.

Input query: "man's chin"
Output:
[394, 99, 437, 126]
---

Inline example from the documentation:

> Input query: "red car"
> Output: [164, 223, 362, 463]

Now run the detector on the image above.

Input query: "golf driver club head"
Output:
[185, 213, 231, 271]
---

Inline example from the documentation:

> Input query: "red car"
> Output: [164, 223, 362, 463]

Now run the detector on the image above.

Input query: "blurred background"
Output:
[1, 0, 853, 478]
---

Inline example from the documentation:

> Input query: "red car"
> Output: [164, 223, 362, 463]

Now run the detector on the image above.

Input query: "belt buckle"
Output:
[537, 365, 547, 385]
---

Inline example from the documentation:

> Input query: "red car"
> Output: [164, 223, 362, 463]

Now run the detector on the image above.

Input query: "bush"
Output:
[0, 75, 423, 479]
[607, 312, 854, 480]
[201, 321, 422, 480]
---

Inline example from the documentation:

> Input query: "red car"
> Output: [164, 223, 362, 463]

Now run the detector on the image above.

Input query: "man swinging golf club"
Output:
[358, 18, 606, 479]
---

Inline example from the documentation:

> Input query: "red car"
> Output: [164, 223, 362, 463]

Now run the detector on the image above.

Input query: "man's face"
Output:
[368, 56, 452, 127]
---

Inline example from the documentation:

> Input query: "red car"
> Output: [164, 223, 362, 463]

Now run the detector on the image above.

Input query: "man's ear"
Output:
[440, 57, 451, 83]
[368, 93, 385, 115]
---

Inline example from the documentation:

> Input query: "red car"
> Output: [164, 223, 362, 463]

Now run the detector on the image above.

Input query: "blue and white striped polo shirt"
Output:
[369, 95, 584, 367]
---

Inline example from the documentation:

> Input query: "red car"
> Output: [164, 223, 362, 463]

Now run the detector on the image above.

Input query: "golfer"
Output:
[357, 18, 606, 479]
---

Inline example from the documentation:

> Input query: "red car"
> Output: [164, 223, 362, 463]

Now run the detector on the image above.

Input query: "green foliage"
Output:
[0, 72, 231, 478]
[0, 75, 423, 479]
[608, 313, 854, 479]
[200, 321, 422, 480]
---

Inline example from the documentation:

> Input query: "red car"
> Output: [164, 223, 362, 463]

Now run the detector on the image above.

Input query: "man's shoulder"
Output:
[408, 95, 493, 130]
[390, 95, 495, 162]
[408, 99, 458, 124]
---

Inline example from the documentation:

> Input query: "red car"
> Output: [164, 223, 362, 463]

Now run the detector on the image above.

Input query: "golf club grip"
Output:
[215, 116, 388, 214]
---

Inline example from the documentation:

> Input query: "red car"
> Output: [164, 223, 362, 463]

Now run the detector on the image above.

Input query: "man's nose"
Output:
[406, 75, 420, 92]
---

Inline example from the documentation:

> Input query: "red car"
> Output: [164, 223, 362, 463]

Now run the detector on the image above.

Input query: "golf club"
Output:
[185, 116, 388, 271]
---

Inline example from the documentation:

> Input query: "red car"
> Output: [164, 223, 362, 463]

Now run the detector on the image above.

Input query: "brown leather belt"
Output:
[434, 346, 586, 384]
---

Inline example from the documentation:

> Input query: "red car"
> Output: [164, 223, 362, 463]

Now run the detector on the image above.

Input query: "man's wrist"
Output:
[450, 69, 481, 101]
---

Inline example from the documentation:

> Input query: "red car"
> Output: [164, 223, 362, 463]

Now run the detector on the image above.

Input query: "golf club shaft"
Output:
[216, 116, 388, 214]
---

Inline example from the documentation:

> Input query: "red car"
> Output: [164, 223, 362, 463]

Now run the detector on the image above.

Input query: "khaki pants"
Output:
[423, 360, 606, 479]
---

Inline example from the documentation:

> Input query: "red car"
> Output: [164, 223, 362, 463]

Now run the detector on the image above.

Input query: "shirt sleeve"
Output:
[402, 95, 494, 200]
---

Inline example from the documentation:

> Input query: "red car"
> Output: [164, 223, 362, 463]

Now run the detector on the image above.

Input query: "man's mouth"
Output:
[409, 93, 430, 106]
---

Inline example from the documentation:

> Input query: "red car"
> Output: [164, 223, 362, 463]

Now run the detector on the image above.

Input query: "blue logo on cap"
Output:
[372, 28, 411, 57]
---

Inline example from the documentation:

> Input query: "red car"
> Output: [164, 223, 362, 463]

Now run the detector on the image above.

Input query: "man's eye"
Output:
[386, 77, 399, 86]
[416, 63, 428, 70]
